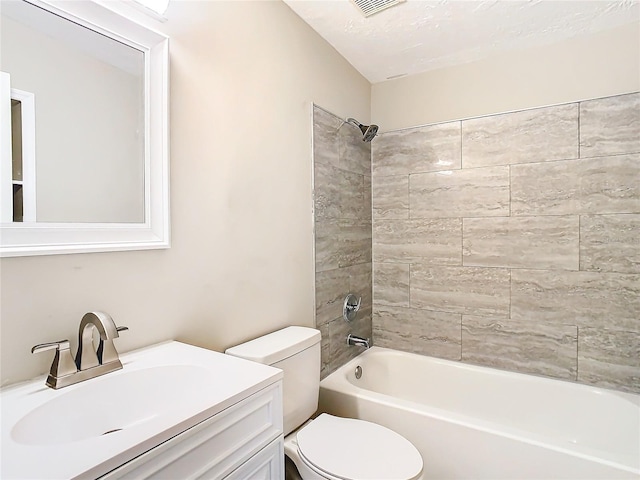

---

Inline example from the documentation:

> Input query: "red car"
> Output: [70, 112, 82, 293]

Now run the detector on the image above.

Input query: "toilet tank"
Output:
[225, 326, 321, 435]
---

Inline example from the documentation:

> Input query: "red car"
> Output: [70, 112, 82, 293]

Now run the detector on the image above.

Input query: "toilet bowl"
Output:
[225, 326, 424, 480]
[285, 414, 423, 480]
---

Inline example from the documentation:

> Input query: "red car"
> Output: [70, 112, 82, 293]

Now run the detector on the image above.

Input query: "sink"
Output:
[12, 365, 209, 445]
[1, 341, 283, 480]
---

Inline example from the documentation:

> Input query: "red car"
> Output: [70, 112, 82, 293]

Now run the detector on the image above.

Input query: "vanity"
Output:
[1, 341, 284, 479]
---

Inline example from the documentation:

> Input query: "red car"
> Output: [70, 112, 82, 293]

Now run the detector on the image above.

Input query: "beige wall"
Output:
[0, 0, 370, 385]
[372, 22, 640, 130]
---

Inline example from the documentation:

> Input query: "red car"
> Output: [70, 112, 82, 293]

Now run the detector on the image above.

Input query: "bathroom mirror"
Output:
[0, 0, 169, 256]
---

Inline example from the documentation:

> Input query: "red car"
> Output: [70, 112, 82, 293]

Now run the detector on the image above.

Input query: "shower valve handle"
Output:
[343, 293, 362, 322]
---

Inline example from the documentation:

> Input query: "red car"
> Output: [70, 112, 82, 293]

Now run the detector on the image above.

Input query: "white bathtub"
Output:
[319, 347, 640, 480]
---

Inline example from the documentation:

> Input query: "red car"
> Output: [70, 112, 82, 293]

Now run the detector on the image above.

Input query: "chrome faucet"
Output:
[76, 311, 122, 370]
[346, 334, 370, 349]
[31, 311, 128, 389]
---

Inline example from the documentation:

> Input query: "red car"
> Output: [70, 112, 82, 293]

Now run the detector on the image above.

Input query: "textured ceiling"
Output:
[283, 0, 640, 84]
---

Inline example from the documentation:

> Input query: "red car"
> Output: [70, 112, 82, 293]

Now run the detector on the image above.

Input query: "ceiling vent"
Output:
[350, 0, 406, 17]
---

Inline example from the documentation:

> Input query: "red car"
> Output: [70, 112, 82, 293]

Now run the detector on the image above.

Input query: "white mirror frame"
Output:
[0, 0, 169, 257]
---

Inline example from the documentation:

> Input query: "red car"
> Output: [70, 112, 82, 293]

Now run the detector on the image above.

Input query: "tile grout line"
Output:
[408, 262, 412, 309]
[576, 208, 581, 382]
[460, 120, 463, 170]
[509, 165, 512, 217]
[578, 214, 582, 272]
[508, 268, 512, 322]
[577, 101, 581, 160]
[407, 172, 411, 220]
[459, 313, 463, 361]
[575, 325, 580, 382]
[460, 216, 465, 267]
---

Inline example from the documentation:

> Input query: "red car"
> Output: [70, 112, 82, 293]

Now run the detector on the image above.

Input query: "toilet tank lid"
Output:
[225, 326, 321, 365]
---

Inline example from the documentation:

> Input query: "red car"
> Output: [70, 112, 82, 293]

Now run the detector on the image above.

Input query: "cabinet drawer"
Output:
[101, 381, 283, 479]
[224, 437, 283, 480]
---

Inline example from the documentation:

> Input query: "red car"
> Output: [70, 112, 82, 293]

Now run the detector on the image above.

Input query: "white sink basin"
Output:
[1, 341, 282, 480]
[12, 365, 210, 446]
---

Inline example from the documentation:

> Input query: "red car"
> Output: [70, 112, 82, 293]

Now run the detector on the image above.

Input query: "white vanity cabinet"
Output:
[1, 342, 284, 480]
[100, 381, 284, 479]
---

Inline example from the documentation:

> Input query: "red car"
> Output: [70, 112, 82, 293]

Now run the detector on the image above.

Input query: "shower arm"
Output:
[337, 118, 361, 132]
[346, 118, 361, 128]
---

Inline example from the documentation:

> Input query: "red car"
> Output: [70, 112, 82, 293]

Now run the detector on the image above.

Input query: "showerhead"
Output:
[346, 118, 379, 142]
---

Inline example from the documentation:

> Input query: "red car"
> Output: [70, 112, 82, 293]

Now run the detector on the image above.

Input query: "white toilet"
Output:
[226, 326, 424, 480]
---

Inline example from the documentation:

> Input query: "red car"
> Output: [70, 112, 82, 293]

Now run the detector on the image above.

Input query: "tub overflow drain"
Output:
[101, 428, 123, 436]
[355, 365, 362, 379]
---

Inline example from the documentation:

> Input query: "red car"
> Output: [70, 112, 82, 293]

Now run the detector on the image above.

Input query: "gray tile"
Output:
[327, 317, 350, 376]
[346, 262, 373, 312]
[319, 323, 330, 379]
[328, 307, 372, 374]
[373, 263, 410, 307]
[372, 175, 409, 219]
[577, 327, 640, 394]
[313, 106, 341, 167]
[314, 162, 367, 221]
[340, 123, 371, 175]
[372, 121, 461, 176]
[410, 265, 510, 317]
[463, 216, 579, 270]
[315, 268, 350, 327]
[461, 316, 577, 380]
[373, 305, 461, 360]
[410, 166, 510, 218]
[462, 103, 578, 168]
[580, 93, 640, 158]
[511, 269, 640, 332]
[363, 175, 372, 220]
[339, 219, 372, 268]
[511, 154, 640, 216]
[340, 171, 367, 220]
[315, 219, 372, 272]
[315, 220, 342, 272]
[580, 214, 640, 274]
[373, 218, 462, 265]
[314, 162, 342, 220]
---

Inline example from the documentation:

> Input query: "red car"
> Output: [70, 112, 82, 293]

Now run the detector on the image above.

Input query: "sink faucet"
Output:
[346, 334, 370, 349]
[31, 311, 128, 389]
[76, 311, 123, 370]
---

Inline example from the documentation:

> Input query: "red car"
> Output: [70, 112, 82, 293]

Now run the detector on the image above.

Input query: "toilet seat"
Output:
[295, 414, 423, 480]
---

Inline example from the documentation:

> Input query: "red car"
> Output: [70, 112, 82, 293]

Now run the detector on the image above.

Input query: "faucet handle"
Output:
[32, 340, 78, 381]
[116, 326, 129, 334]
[343, 293, 362, 322]
[32, 339, 71, 354]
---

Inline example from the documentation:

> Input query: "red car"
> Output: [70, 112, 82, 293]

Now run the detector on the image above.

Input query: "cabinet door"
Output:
[223, 437, 284, 480]
[101, 381, 283, 479]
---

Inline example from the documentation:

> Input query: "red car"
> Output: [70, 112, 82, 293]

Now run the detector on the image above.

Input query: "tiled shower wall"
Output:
[313, 106, 372, 379]
[371, 92, 640, 394]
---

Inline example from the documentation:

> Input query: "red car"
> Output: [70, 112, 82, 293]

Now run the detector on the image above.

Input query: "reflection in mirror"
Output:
[0, 0, 169, 257]
[1, 0, 145, 223]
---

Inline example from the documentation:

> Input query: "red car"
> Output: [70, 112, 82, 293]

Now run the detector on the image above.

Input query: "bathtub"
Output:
[319, 347, 640, 480]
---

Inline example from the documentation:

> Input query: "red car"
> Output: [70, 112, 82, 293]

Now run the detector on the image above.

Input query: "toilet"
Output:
[226, 326, 424, 480]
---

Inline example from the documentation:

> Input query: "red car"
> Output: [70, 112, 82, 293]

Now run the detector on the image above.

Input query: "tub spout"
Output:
[347, 334, 370, 348]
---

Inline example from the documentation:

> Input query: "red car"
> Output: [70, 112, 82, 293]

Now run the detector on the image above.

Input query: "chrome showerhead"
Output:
[346, 118, 379, 142]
